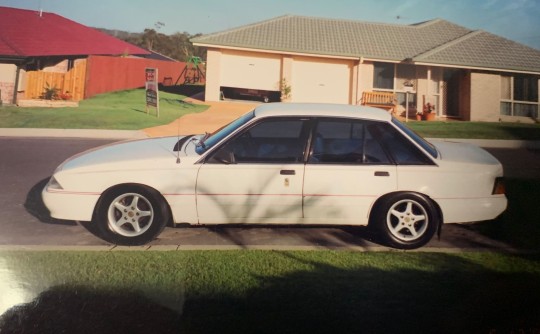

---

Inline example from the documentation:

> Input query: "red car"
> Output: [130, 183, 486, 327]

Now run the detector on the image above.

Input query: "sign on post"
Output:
[145, 68, 159, 117]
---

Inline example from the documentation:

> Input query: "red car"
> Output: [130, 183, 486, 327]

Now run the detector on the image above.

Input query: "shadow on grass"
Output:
[1, 252, 539, 333]
[132, 96, 198, 114]
[471, 178, 540, 250]
[500, 123, 540, 140]
[180, 252, 540, 333]
[0, 286, 182, 334]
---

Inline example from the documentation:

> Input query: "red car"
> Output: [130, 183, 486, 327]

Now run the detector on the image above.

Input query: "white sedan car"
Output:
[42, 103, 507, 249]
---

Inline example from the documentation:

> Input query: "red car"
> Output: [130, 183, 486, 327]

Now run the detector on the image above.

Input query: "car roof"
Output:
[253, 103, 392, 122]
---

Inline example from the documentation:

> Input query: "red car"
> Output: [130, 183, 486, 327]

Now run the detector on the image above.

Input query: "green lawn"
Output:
[407, 120, 540, 140]
[2, 90, 540, 139]
[0, 250, 539, 333]
[0, 89, 208, 130]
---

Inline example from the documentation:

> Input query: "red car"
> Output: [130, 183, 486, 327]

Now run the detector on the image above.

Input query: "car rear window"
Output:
[391, 117, 438, 159]
[309, 119, 391, 164]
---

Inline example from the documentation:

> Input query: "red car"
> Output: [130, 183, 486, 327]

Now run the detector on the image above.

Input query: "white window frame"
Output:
[500, 75, 539, 119]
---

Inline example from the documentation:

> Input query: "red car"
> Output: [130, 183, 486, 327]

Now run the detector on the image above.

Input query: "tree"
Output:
[98, 27, 207, 61]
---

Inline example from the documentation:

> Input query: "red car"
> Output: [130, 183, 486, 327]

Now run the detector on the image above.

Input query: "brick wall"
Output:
[0, 82, 14, 105]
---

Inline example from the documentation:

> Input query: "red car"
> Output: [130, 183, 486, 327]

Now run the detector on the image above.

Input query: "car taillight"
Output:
[492, 177, 506, 195]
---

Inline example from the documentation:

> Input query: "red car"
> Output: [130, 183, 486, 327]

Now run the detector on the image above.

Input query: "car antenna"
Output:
[176, 109, 181, 164]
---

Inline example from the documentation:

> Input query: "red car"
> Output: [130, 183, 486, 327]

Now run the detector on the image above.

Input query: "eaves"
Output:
[193, 42, 409, 63]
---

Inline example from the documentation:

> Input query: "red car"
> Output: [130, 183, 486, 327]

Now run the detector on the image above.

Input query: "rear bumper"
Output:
[437, 195, 507, 224]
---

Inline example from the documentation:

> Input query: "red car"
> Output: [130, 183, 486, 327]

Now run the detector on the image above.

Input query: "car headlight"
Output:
[47, 176, 64, 191]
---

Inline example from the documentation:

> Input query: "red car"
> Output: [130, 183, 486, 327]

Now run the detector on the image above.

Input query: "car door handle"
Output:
[280, 170, 296, 175]
[374, 171, 390, 177]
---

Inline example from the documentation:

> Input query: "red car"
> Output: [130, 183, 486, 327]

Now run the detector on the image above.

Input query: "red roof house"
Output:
[0, 6, 149, 60]
[0, 6, 167, 105]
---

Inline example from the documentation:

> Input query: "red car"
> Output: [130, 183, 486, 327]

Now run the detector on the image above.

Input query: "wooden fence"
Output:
[25, 60, 87, 101]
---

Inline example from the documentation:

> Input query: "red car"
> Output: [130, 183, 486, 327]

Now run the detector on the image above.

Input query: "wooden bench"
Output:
[360, 91, 397, 113]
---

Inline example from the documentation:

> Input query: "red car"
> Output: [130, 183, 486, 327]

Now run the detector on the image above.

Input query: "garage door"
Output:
[220, 51, 281, 91]
[292, 57, 352, 104]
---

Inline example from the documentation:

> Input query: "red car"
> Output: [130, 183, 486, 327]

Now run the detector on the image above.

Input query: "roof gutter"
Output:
[412, 61, 540, 76]
[0, 56, 27, 64]
[193, 43, 360, 60]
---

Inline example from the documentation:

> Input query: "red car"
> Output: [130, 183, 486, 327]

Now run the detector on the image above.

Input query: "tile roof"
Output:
[192, 15, 540, 74]
[0, 6, 149, 58]
[413, 30, 540, 73]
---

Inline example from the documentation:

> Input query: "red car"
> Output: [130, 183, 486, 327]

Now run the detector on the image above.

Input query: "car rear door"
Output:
[303, 118, 397, 225]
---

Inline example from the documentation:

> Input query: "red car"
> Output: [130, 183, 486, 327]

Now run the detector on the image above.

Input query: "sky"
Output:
[2, 0, 540, 50]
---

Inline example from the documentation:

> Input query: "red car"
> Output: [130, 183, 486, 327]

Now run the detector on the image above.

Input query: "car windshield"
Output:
[195, 110, 255, 154]
[391, 117, 438, 158]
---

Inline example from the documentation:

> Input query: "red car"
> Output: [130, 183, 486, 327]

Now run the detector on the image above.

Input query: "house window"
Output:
[396, 64, 416, 91]
[373, 62, 421, 114]
[500, 75, 539, 118]
[515, 75, 538, 102]
[428, 68, 442, 113]
[373, 62, 394, 90]
[396, 64, 418, 114]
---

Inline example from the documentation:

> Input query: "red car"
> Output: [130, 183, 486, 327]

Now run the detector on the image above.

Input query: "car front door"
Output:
[196, 117, 310, 224]
[303, 118, 398, 225]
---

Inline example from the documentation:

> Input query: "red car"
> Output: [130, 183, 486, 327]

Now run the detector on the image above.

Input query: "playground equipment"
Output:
[175, 56, 205, 85]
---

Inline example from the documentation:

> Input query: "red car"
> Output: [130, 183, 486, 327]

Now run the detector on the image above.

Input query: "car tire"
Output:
[94, 185, 169, 246]
[373, 192, 439, 249]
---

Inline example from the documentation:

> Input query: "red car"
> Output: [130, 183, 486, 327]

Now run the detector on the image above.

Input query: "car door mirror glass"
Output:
[208, 149, 236, 164]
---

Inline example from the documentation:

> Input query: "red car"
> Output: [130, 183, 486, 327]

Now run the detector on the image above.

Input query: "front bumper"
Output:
[42, 188, 100, 222]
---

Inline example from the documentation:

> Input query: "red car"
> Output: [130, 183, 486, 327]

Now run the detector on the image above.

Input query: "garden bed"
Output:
[17, 99, 79, 108]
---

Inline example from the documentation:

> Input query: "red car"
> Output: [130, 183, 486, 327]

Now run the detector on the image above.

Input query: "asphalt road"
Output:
[1, 137, 537, 251]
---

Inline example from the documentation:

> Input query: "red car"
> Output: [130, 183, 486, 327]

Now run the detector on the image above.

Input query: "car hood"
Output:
[431, 140, 501, 166]
[59, 136, 197, 172]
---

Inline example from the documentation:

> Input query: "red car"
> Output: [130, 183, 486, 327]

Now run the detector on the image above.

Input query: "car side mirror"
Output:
[209, 149, 236, 164]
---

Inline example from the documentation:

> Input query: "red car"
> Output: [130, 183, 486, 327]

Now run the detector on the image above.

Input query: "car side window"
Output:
[370, 122, 434, 165]
[309, 119, 391, 164]
[208, 119, 308, 164]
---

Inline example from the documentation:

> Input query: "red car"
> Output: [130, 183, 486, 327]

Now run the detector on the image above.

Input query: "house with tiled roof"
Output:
[193, 15, 540, 122]
[0, 6, 150, 104]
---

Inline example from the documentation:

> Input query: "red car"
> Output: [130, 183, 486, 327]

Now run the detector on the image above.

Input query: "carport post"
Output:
[12, 65, 21, 105]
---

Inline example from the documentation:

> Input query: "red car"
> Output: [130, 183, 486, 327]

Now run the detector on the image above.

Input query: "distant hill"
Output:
[96, 28, 206, 61]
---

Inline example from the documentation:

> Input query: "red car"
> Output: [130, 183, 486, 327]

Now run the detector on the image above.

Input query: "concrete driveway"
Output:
[143, 97, 259, 137]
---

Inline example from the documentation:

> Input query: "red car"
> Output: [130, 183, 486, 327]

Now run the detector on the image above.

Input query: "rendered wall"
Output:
[0, 64, 15, 104]
[470, 72, 500, 122]
[357, 61, 374, 102]
[204, 49, 222, 102]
